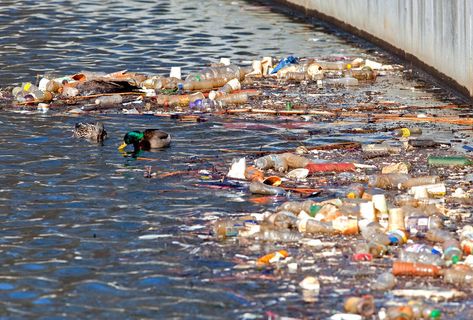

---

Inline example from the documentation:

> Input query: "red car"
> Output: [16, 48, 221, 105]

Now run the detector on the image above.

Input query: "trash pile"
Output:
[204, 128, 473, 318]
[5, 55, 388, 115]
[4, 55, 473, 318]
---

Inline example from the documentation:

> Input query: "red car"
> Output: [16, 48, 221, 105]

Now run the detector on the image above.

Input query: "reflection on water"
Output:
[0, 0, 470, 318]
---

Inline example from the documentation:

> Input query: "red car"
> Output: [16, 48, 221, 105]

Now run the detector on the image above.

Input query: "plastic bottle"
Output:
[399, 176, 441, 189]
[427, 156, 473, 167]
[371, 272, 397, 291]
[408, 139, 440, 148]
[346, 183, 365, 199]
[404, 215, 443, 237]
[399, 245, 444, 266]
[460, 225, 473, 255]
[213, 219, 244, 239]
[215, 92, 248, 105]
[265, 210, 298, 230]
[392, 261, 442, 277]
[305, 162, 355, 173]
[208, 78, 241, 100]
[443, 268, 473, 285]
[255, 229, 301, 242]
[359, 222, 391, 246]
[355, 241, 387, 257]
[442, 238, 462, 264]
[323, 77, 359, 86]
[392, 127, 422, 138]
[298, 218, 334, 234]
[189, 98, 222, 111]
[276, 200, 317, 216]
[249, 181, 285, 195]
[186, 64, 247, 82]
[256, 250, 289, 265]
[182, 78, 227, 91]
[344, 66, 377, 81]
[368, 173, 411, 189]
[316, 60, 352, 70]
[386, 306, 414, 320]
[95, 94, 123, 107]
[155, 92, 204, 107]
[362, 143, 401, 154]
[343, 295, 375, 317]
[279, 153, 310, 169]
[254, 154, 288, 172]
[425, 228, 452, 243]
[407, 301, 442, 320]
[283, 71, 309, 81]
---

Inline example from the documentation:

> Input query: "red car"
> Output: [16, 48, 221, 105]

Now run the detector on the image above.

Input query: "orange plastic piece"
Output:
[257, 250, 289, 265]
[305, 163, 356, 173]
[392, 261, 442, 277]
[244, 166, 264, 182]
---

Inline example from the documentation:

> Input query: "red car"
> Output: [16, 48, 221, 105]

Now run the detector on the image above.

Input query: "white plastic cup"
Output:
[170, 67, 181, 79]
[359, 201, 376, 222]
[219, 58, 231, 66]
[372, 194, 388, 215]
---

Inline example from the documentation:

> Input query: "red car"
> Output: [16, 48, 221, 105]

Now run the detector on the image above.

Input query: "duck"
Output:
[73, 122, 107, 142]
[118, 129, 171, 153]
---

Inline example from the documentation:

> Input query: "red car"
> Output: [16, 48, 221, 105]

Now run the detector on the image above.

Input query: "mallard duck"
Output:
[73, 122, 107, 142]
[118, 129, 171, 153]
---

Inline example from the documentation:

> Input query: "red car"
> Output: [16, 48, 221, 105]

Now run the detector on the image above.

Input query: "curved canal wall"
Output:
[275, 0, 473, 100]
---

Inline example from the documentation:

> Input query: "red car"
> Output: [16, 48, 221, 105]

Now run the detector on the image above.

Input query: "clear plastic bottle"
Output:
[181, 78, 227, 91]
[249, 181, 285, 195]
[185, 64, 247, 82]
[324, 77, 359, 86]
[283, 71, 309, 81]
[362, 143, 401, 154]
[425, 228, 453, 243]
[215, 92, 248, 105]
[368, 173, 411, 189]
[255, 229, 302, 242]
[399, 244, 444, 266]
[356, 241, 387, 257]
[442, 238, 462, 264]
[386, 306, 414, 320]
[188, 98, 222, 111]
[265, 210, 298, 230]
[213, 219, 244, 239]
[371, 272, 397, 291]
[298, 218, 334, 234]
[407, 301, 442, 320]
[208, 78, 241, 100]
[359, 222, 391, 246]
[443, 268, 473, 285]
[95, 94, 123, 107]
[404, 215, 443, 237]
[344, 66, 377, 81]
[279, 153, 310, 169]
[276, 200, 317, 216]
[400, 176, 441, 189]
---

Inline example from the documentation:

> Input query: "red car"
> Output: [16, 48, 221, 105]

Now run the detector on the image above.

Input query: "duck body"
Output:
[73, 122, 107, 142]
[119, 129, 171, 153]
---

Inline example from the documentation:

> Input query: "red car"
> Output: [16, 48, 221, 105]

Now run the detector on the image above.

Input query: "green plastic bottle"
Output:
[427, 156, 473, 166]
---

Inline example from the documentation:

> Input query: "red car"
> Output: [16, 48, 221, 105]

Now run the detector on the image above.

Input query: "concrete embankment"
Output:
[274, 0, 473, 100]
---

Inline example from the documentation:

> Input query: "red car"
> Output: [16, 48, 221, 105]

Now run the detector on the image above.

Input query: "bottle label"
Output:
[405, 216, 430, 235]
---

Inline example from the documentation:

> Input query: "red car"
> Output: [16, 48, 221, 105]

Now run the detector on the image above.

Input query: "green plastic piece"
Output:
[430, 309, 441, 319]
[427, 156, 473, 167]
[309, 204, 322, 217]
[452, 255, 460, 264]
[286, 102, 293, 111]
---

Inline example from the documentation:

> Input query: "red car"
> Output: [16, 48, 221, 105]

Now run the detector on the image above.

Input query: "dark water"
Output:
[0, 0, 471, 319]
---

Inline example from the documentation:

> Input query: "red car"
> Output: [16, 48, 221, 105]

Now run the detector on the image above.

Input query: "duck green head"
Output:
[118, 131, 144, 151]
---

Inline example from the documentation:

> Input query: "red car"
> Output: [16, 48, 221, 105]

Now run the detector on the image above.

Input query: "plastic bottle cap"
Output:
[430, 309, 441, 318]
[24, 82, 32, 91]
[346, 64, 352, 70]
[452, 255, 460, 264]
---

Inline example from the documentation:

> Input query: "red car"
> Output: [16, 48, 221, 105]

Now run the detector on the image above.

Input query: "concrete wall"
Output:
[281, 0, 473, 98]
